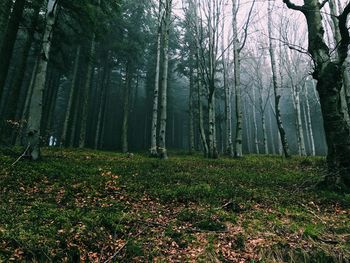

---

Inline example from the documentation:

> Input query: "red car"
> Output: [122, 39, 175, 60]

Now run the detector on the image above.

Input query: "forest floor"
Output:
[0, 148, 350, 262]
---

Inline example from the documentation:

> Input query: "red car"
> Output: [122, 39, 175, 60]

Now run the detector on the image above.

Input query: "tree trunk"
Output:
[150, 3, 163, 156]
[94, 56, 110, 149]
[189, 67, 195, 154]
[317, 65, 350, 186]
[222, 22, 233, 156]
[268, 109, 276, 154]
[121, 61, 133, 153]
[283, 0, 350, 186]
[292, 86, 306, 156]
[197, 76, 208, 157]
[0, 0, 13, 44]
[268, 1, 290, 158]
[158, 0, 172, 160]
[232, 0, 243, 157]
[25, 0, 58, 160]
[305, 81, 316, 155]
[208, 92, 218, 158]
[0, 0, 26, 102]
[15, 57, 39, 145]
[4, 0, 42, 130]
[79, 39, 95, 148]
[262, 113, 269, 154]
[61, 46, 81, 146]
[252, 88, 259, 154]
[329, 0, 350, 124]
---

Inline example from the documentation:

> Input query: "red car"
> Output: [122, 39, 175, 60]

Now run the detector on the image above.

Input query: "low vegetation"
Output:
[0, 148, 349, 262]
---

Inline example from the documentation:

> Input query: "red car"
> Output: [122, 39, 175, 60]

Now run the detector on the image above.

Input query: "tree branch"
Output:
[319, 0, 329, 9]
[282, 0, 305, 12]
[337, 2, 350, 63]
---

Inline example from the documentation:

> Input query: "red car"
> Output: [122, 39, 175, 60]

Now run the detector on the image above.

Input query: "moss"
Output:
[0, 148, 349, 261]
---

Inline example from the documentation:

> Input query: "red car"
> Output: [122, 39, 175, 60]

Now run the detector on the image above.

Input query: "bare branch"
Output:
[282, 0, 305, 12]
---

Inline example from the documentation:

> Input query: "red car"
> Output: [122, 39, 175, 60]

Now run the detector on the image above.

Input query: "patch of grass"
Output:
[0, 148, 349, 262]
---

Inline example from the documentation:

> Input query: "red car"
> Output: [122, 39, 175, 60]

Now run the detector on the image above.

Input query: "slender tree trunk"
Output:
[329, 0, 350, 123]
[194, 1, 208, 157]
[44, 71, 60, 142]
[252, 88, 259, 154]
[121, 61, 133, 153]
[222, 22, 233, 156]
[3, 0, 43, 134]
[197, 76, 208, 157]
[94, 57, 110, 149]
[150, 4, 163, 156]
[261, 113, 268, 154]
[158, 0, 172, 160]
[257, 86, 268, 154]
[268, 109, 276, 154]
[25, 0, 58, 160]
[0, 0, 13, 44]
[189, 67, 195, 154]
[15, 57, 39, 145]
[61, 46, 81, 146]
[268, 1, 290, 158]
[232, 0, 243, 157]
[0, 0, 26, 103]
[292, 86, 306, 156]
[305, 81, 316, 155]
[208, 92, 218, 158]
[79, 39, 95, 148]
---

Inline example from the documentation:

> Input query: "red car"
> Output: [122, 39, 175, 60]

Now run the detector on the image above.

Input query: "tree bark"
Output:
[4, 0, 43, 129]
[61, 46, 81, 146]
[329, 0, 350, 124]
[232, 0, 243, 157]
[292, 85, 306, 156]
[121, 61, 133, 153]
[150, 2, 163, 156]
[252, 88, 259, 154]
[222, 21, 233, 156]
[0, 0, 26, 103]
[0, 0, 13, 45]
[283, 0, 350, 186]
[158, 0, 172, 160]
[305, 80, 316, 155]
[79, 39, 96, 148]
[268, 1, 290, 158]
[189, 66, 195, 154]
[25, 0, 58, 160]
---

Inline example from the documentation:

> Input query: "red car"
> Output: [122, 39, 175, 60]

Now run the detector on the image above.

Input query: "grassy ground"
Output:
[0, 148, 349, 262]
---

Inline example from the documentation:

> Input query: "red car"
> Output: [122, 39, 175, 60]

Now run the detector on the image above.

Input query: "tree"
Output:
[231, 0, 255, 157]
[268, 1, 290, 158]
[0, 0, 26, 106]
[25, 0, 59, 160]
[158, 0, 173, 159]
[283, 0, 350, 187]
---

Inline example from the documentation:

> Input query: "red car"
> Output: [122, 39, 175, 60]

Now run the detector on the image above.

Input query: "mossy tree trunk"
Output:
[283, 0, 350, 187]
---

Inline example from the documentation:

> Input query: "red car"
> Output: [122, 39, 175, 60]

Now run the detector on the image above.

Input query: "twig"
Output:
[317, 237, 340, 244]
[103, 228, 144, 263]
[300, 203, 326, 224]
[11, 144, 30, 166]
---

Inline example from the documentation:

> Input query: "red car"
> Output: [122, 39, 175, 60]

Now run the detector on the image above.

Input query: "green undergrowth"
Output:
[0, 147, 349, 262]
